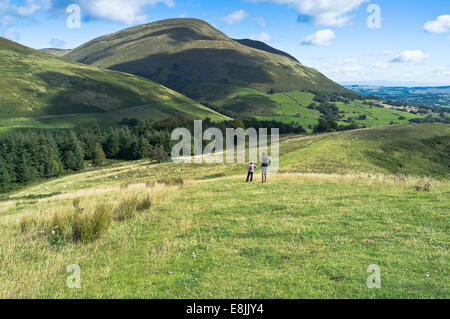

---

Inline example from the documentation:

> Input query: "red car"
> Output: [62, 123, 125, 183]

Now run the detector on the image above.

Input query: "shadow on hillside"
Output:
[36, 71, 145, 116]
[108, 48, 275, 94]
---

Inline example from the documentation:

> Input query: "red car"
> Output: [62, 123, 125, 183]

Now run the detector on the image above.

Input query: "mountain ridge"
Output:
[233, 38, 300, 63]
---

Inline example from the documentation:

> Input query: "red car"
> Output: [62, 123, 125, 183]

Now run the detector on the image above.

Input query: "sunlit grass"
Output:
[0, 124, 448, 298]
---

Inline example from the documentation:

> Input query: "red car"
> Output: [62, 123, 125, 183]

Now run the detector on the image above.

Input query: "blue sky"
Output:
[1, 0, 449, 86]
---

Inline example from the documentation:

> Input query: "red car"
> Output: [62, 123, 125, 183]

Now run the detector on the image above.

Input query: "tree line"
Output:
[0, 117, 307, 193]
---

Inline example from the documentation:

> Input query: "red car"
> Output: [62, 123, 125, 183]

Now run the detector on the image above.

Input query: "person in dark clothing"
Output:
[246, 162, 257, 182]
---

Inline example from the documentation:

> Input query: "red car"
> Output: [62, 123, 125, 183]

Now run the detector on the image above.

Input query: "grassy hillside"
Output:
[280, 124, 450, 177]
[0, 37, 227, 130]
[215, 89, 429, 129]
[0, 125, 448, 298]
[65, 19, 351, 107]
[40, 48, 72, 57]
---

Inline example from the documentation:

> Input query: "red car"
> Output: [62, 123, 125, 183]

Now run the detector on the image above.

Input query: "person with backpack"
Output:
[261, 153, 271, 183]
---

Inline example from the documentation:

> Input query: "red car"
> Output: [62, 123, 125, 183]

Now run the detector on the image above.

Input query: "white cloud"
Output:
[301, 29, 335, 46]
[2, 28, 20, 41]
[80, 0, 175, 25]
[224, 9, 248, 24]
[249, 0, 368, 26]
[0, 15, 14, 26]
[250, 31, 272, 42]
[379, 49, 393, 56]
[374, 62, 388, 69]
[322, 64, 362, 78]
[391, 50, 430, 63]
[424, 14, 450, 33]
[433, 67, 450, 77]
[10, 0, 50, 17]
[12, 0, 40, 16]
[253, 17, 267, 27]
[337, 58, 358, 65]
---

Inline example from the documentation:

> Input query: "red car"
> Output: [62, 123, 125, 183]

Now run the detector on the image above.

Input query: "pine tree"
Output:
[139, 137, 152, 158]
[60, 132, 85, 171]
[0, 156, 12, 192]
[105, 130, 120, 158]
[92, 143, 106, 166]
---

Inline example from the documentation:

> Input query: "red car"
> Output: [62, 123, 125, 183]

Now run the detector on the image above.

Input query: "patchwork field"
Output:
[0, 124, 448, 298]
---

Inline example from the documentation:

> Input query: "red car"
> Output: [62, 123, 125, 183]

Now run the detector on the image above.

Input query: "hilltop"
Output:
[0, 37, 227, 130]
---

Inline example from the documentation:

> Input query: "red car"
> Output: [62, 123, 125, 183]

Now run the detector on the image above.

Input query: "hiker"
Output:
[261, 153, 271, 183]
[246, 162, 257, 182]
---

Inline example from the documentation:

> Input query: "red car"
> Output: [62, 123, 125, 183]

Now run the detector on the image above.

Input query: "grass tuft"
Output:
[157, 177, 184, 187]
[72, 204, 112, 243]
[113, 197, 138, 221]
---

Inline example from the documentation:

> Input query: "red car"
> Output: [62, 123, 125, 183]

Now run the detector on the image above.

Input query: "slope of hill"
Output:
[281, 124, 450, 177]
[0, 124, 448, 298]
[64, 18, 352, 112]
[233, 38, 300, 63]
[0, 37, 227, 128]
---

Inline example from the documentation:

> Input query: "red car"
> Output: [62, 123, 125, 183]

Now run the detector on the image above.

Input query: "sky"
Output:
[1, 0, 449, 86]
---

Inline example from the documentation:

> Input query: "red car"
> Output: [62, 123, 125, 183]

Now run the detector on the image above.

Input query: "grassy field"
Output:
[0, 114, 118, 132]
[0, 124, 448, 298]
[218, 88, 429, 130]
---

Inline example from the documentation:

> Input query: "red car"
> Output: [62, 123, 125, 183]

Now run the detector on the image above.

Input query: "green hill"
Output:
[0, 124, 448, 298]
[0, 37, 227, 130]
[64, 18, 352, 112]
[280, 123, 450, 177]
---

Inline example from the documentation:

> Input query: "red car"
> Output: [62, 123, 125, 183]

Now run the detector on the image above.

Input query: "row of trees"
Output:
[0, 117, 308, 192]
[0, 131, 85, 192]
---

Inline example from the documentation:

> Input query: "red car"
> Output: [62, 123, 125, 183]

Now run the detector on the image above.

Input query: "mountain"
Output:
[64, 18, 352, 113]
[233, 38, 299, 63]
[0, 37, 227, 125]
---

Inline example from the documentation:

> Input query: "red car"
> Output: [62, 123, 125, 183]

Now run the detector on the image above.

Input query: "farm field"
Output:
[0, 124, 448, 298]
[213, 88, 429, 130]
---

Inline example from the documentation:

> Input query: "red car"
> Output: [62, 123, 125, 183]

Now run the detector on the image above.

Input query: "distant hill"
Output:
[346, 85, 450, 108]
[0, 37, 227, 125]
[233, 38, 299, 63]
[41, 48, 72, 57]
[64, 18, 352, 112]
